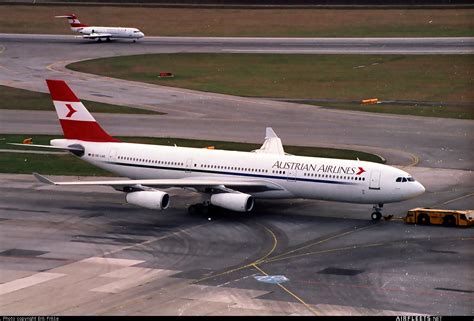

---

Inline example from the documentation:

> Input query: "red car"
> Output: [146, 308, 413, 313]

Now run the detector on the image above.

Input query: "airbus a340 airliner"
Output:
[16, 80, 425, 220]
[55, 14, 145, 42]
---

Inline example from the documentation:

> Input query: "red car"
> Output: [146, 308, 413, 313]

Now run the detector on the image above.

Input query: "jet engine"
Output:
[126, 190, 170, 210]
[210, 193, 254, 212]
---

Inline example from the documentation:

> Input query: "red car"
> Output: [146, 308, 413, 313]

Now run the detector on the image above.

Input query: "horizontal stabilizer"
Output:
[33, 173, 56, 185]
[7, 143, 84, 151]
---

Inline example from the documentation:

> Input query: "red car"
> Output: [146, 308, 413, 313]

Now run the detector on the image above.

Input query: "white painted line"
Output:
[92, 268, 174, 293]
[182, 286, 268, 304]
[100, 266, 165, 279]
[81, 257, 144, 266]
[221, 49, 474, 54]
[0, 272, 65, 295]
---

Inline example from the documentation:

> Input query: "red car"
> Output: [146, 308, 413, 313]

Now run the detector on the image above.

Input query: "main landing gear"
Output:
[371, 203, 384, 221]
[188, 202, 216, 216]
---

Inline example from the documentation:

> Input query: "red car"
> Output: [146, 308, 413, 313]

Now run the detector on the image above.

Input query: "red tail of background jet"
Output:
[55, 14, 88, 32]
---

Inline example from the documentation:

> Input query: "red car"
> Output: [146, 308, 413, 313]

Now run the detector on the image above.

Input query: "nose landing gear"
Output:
[371, 203, 384, 221]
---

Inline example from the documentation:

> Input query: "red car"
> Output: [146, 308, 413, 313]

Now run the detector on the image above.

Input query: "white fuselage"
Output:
[53, 139, 425, 204]
[77, 26, 144, 39]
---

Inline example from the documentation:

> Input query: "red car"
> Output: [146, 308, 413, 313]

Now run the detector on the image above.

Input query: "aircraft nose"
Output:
[414, 181, 425, 196]
[139, 32, 145, 38]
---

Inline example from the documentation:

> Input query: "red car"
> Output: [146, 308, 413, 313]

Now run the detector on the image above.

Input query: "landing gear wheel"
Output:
[188, 203, 214, 216]
[97, 38, 102, 42]
[197, 204, 209, 216]
[371, 204, 384, 221]
[371, 212, 382, 221]
[188, 204, 198, 215]
[106, 37, 111, 42]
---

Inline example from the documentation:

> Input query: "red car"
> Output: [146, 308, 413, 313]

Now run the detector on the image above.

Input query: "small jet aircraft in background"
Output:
[55, 14, 145, 42]
[14, 80, 425, 220]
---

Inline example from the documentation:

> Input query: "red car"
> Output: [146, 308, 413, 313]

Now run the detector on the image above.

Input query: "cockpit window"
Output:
[396, 176, 416, 182]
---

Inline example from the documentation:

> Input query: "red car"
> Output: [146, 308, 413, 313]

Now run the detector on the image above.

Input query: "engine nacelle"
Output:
[126, 190, 170, 210]
[210, 193, 254, 212]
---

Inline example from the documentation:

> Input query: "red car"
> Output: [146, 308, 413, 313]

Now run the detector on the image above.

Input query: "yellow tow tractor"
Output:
[404, 208, 474, 227]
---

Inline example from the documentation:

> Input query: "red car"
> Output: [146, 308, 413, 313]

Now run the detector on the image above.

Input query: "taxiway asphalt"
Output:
[0, 171, 472, 315]
[0, 34, 473, 316]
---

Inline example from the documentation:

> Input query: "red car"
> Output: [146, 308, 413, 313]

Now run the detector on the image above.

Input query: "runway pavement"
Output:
[0, 34, 473, 316]
[1, 34, 473, 54]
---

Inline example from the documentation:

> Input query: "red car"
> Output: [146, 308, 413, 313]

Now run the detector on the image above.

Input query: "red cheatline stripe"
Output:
[46, 80, 80, 102]
[70, 23, 88, 27]
[59, 119, 120, 142]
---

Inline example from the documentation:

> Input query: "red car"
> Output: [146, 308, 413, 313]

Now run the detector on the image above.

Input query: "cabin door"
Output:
[369, 170, 381, 190]
[108, 149, 118, 162]
[185, 158, 193, 173]
[287, 170, 297, 182]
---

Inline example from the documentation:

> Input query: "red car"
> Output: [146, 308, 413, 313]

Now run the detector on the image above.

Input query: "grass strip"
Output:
[313, 102, 474, 120]
[68, 53, 474, 119]
[0, 6, 473, 37]
[0, 85, 162, 115]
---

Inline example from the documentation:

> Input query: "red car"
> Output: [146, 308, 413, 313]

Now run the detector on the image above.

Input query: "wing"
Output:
[83, 33, 112, 39]
[33, 173, 283, 193]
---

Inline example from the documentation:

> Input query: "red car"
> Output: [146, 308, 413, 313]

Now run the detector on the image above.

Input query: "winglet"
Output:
[33, 173, 57, 185]
[252, 127, 285, 155]
[265, 127, 278, 139]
